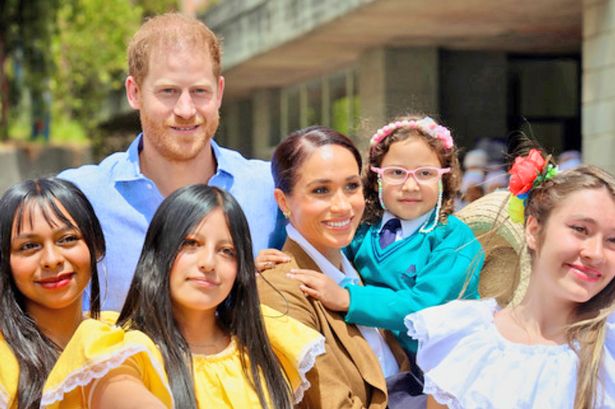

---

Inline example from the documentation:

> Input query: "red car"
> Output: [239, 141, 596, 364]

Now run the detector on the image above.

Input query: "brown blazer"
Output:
[257, 239, 409, 409]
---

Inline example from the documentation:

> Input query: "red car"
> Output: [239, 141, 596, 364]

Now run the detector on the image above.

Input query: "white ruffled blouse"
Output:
[404, 298, 615, 409]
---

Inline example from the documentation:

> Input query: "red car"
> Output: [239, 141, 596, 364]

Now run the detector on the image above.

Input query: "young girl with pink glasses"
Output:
[269, 116, 484, 357]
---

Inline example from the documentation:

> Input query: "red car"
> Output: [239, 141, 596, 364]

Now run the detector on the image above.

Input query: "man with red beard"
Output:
[59, 13, 283, 311]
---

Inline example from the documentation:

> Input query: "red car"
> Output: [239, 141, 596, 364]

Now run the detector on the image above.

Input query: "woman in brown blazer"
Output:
[257, 126, 408, 409]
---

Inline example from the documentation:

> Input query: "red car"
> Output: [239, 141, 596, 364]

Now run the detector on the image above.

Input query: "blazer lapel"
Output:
[283, 240, 388, 395]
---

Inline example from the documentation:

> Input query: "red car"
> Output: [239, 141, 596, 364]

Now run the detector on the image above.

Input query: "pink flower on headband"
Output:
[370, 117, 454, 150]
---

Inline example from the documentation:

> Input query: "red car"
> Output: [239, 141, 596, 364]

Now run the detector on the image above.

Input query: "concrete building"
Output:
[202, 0, 613, 173]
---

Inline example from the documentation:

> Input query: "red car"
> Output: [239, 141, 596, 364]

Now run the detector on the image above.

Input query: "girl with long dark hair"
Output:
[0, 177, 109, 408]
[90, 184, 323, 409]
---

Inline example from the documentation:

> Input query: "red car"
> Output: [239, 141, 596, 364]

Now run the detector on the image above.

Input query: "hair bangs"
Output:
[11, 189, 79, 244]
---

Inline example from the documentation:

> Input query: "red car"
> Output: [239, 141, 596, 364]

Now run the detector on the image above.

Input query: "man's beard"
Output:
[139, 111, 219, 162]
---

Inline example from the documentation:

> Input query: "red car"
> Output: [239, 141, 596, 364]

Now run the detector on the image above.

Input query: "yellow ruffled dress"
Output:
[0, 333, 18, 409]
[190, 305, 325, 408]
[101, 304, 325, 408]
[0, 311, 173, 409]
[1, 306, 324, 409]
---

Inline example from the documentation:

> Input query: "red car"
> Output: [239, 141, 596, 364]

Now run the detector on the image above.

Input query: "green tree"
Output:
[0, 0, 63, 141]
[51, 0, 143, 133]
[138, 0, 180, 16]
[2, 0, 178, 143]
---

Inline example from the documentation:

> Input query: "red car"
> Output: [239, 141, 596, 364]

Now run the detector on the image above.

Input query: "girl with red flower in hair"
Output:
[404, 145, 615, 409]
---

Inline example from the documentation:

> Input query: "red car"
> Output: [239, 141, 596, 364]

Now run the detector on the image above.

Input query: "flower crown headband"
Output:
[369, 116, 454, 150]
[508, 148, 558, 223]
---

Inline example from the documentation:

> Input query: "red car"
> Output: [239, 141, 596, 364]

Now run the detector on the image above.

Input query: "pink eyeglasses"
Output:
[371, 166, 451, 185]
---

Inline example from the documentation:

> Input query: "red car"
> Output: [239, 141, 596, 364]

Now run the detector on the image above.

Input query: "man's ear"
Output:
[125, 76, 141, 110]
[215, 75, 225, 108]
[525, 215, 540, 252]
[274, 188, 289, 215]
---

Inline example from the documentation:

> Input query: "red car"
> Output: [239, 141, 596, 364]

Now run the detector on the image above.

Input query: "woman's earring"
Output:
[377, 177, 387, 210]
[283, 209, 291, 219]
[419, 180, 443, 234]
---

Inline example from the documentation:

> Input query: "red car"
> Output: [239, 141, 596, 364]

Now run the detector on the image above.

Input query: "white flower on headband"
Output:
[369, 116, 454, 150]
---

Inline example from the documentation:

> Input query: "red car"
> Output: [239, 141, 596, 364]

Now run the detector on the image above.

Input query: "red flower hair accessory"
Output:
[509, 149, 547, 196]
[507, 149, 558, 223]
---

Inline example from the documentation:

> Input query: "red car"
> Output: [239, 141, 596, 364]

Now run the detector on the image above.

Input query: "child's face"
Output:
[526, 187, 615, 305]
[169, 207, 238, 320]
[10, 202, 91, 315]
[378, 137, 443, 220]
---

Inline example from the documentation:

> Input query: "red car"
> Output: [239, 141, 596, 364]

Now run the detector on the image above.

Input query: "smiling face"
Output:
[169, 207, 237, 320]
[9, 202, 91, 316]
[126, 44, 224, 163]
[527, 187, 615, 305]
[378, 136, 443, 220]
[276, 144, 364, 261]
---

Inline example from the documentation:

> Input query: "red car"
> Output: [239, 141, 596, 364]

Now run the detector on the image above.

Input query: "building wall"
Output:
[0, 145, 92, 195]
[209, 0, 584, 163]
[357, 47, 440, 146]
[440, 51, 508, 148]
[205, 0, 375, 70]
[583, 0, 615, 174]
[220, 44, 584, 162]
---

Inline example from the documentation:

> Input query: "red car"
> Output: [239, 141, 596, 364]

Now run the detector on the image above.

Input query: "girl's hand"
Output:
[287, 269, 350, 312]
[255, 248, 291, 272]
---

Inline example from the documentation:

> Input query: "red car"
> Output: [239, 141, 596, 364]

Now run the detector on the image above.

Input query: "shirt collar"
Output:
[380, 209, 433, 239]
[113, 134, 232, 182]
[112, 134, 145, 182]
[286, 224, 361, 287]
[210, 139, 233, 178]
[286, 225, 398, 378]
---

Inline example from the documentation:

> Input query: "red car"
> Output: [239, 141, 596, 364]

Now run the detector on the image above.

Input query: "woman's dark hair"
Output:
[118, 184, 292, 409]
[272, 125, 362, 194]
[363, 114, 461, 225]
[0, 177, 105, 409]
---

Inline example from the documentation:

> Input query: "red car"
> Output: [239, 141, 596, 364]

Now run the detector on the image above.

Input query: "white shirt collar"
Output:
[285, 223, 399, 377]
[286, 224, 361, 286]
[380, 209, 433, 239]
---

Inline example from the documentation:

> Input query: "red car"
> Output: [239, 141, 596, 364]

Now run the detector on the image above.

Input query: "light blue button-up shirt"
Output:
[59, 135, 285, 311]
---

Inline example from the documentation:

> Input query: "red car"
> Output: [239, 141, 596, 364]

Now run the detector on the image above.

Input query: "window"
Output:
[508, 55, 581, 152]
[279, 68, 359, 140]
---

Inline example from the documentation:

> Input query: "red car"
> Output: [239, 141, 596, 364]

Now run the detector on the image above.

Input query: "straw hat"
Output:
[455, 191, 531, 306]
